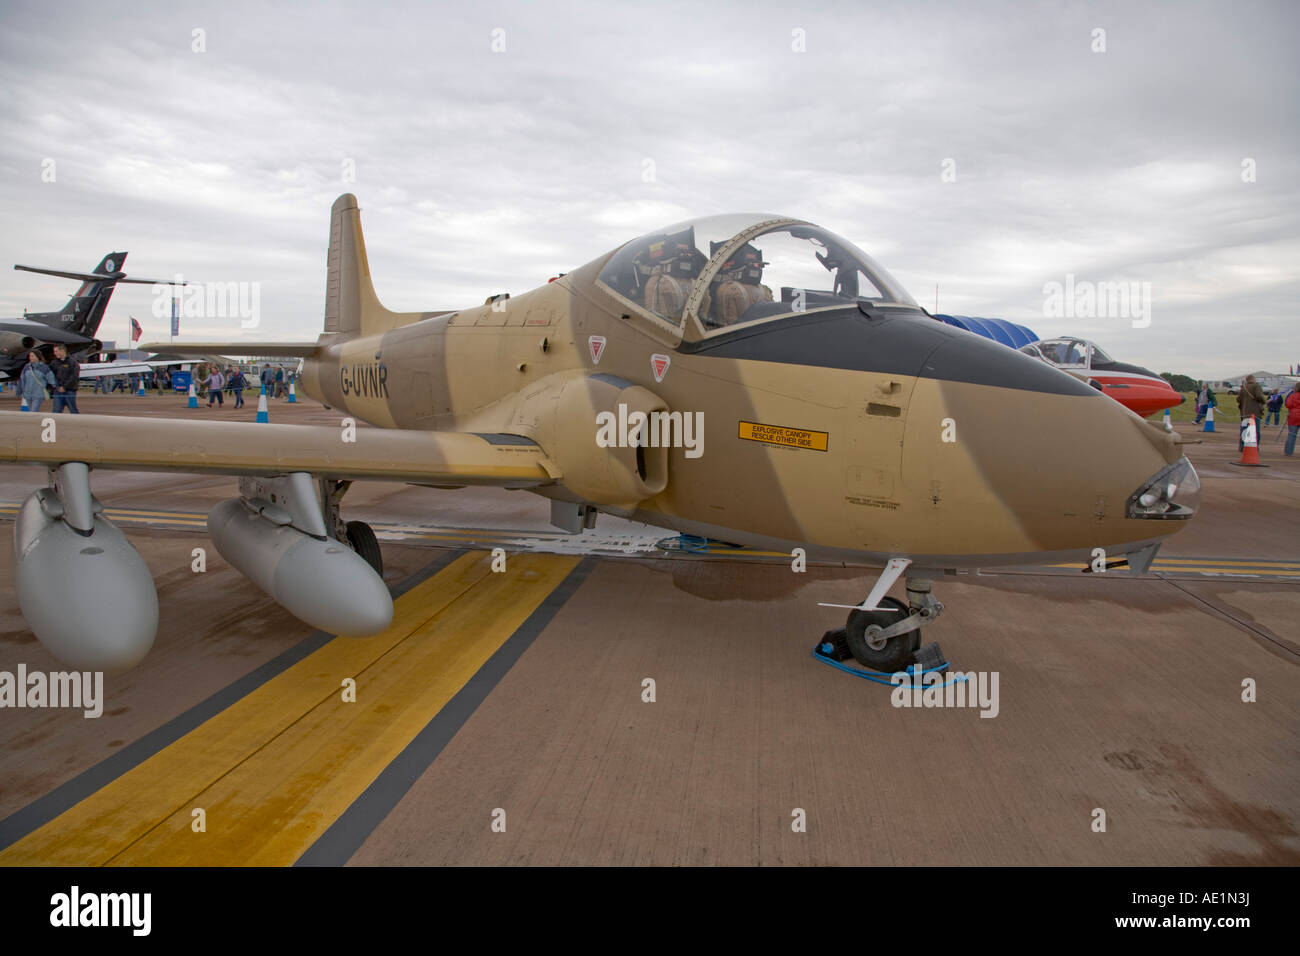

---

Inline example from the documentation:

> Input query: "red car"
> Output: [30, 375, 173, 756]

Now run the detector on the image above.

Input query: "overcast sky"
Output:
[0, 0, 1295, 378]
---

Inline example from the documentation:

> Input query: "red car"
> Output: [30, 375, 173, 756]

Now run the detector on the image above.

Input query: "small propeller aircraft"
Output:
[1019, 336, 1185, 418]
[0, 196, 1201, 672]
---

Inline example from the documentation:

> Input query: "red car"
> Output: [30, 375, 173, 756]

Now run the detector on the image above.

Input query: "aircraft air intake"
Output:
[516, 373, 669, 509]
[0, 333, 37, 355]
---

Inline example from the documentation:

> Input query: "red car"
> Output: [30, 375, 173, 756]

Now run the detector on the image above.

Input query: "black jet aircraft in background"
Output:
[1, 252, 169, 379]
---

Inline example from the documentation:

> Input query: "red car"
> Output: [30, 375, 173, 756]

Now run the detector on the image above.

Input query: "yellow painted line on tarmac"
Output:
[1154, 566, 1300, 577]
[0, 508, 550, 546]
[704, 548, 791, 557]
[0, 503, 551, 539]
[1049, 558, 1300, 575]
[371, 521, 543, 538]
[105, 516, 207, 527]
[1152, 557, 1300, 568]
[373, 529, 544, 543]
[0, 505, 196, 519]
[102, 509, 204, 521]
[0, 550, 579, 867]
[0, 504, 208, 527]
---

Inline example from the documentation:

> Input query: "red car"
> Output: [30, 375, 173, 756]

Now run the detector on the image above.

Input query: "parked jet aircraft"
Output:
[1, 253, 172, 379]
[1019, 336, 1184, 418]
[0, 196, 1200, 672]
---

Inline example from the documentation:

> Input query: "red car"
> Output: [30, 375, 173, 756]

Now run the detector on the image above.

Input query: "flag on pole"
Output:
[171, 296, 180, 337]
[130, 316, 143, 342]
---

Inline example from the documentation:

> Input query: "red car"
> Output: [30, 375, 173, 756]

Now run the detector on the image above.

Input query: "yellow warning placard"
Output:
[738, 420, 829, 452]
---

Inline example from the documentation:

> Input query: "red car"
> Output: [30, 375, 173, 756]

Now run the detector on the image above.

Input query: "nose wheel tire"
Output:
[345, 520, 383, 576]
[845, 596, 920, 672]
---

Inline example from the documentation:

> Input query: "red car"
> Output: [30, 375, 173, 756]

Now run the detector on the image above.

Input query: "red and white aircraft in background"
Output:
[1019, 337, 1184, 418]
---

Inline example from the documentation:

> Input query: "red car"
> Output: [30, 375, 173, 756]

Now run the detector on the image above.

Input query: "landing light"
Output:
[1127, 459, 1199, 520]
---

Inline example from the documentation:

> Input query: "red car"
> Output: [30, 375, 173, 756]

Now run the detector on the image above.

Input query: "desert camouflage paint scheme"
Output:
[10, 193, 1202, 567]
[0, 195, 1200, 669]
[300, 196, 1196, 566]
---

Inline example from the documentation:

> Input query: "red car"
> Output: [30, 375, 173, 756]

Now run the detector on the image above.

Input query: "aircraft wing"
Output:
[141, 341, 318, 357]
[0, 318, 94, 345]
[79, 361, 183, 378]
[0, 412, 556, 487]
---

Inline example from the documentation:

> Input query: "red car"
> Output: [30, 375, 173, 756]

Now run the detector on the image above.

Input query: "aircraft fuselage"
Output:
[299, 261, 1194, 570]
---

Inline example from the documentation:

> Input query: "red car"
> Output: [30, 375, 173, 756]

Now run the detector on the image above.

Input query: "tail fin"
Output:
[65, 252, 128, 337]
[324, 194, 398, 338]
[13, 251, 128, 337]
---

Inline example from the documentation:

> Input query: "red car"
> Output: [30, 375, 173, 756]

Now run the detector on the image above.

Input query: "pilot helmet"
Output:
[640, 226, 702, 280]
[710, 241, 766, 284]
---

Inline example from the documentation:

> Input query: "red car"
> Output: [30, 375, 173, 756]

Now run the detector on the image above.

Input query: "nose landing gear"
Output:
[845, 596, 918, 672]
[819, 559, 946, 672]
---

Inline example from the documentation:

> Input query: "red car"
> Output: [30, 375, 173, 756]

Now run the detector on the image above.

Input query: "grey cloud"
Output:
[0, 0, 1294, 376]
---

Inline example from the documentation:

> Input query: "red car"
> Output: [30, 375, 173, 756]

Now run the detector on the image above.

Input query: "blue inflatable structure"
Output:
[934, 314, 1038, 349]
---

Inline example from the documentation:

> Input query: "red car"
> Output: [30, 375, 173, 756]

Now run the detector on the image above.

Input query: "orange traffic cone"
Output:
[1232, 415, 1268, 467]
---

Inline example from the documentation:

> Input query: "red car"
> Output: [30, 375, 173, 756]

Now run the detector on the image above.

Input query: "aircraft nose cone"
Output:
[987, 392, 1184, 552]
[913, 332, 1192, 558]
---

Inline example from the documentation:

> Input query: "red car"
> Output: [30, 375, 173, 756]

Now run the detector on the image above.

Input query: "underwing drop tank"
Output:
[206, 473, 393, 635]
[12, 463, 158, 671]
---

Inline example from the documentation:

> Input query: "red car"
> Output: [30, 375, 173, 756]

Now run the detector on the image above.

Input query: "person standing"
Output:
[1285, 383, 1300, 456]
[1265, 389, 1283, 426]
[18, 351, 56, 413]
[205, 366, 225, 407]
[229, 366, 246, 408]
[260, 363, 275, 396]
[48, 344, 81, 413]
[274, 364, 285, 398]
[1236, 375, 1267, 451]
[1193, 382, 1209, 424]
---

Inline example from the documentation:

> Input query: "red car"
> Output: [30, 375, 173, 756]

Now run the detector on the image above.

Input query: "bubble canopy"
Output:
[595, 214, 918, 340]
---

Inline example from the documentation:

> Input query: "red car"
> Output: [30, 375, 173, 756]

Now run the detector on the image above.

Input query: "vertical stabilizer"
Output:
[324, 194, 397, 337]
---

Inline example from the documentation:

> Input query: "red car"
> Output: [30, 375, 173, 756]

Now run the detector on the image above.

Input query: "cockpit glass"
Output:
[1034, 338, 1089, 367]
[596, 215, 917, 331]
[595, 215, 760, 327]
[698, 225, 915, 330]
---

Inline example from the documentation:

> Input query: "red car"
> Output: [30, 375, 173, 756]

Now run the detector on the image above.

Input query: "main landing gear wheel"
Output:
[845, 595, 920, 672]
[345, 520, 383, 576]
